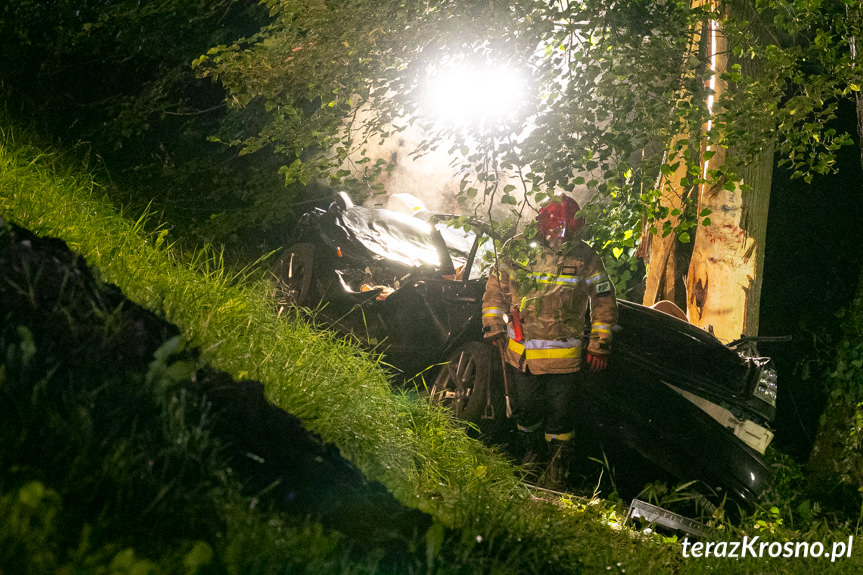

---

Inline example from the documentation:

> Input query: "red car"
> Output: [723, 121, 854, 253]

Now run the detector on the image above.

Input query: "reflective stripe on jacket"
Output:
[481, 239, 618, 374]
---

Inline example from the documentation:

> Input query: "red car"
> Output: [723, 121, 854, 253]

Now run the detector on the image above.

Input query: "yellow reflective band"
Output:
[527, 348, 580, 359]
[507, 339, 580, 359]
[586, 272, 609, 285]
[545, 432, 575, 442]
[482, 307, 505, 318]
[591, 322, 612, 334]
[531, 273, 581, 286]
[507, 339, 525, 355]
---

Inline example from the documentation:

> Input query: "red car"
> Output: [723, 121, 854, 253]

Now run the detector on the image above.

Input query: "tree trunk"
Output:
[685, 146, 774, 341]
[641, 5, 707, 313]
[643, 3, 774, 344]
[641, 137, 693, 313]
[851, 3, 863, 171]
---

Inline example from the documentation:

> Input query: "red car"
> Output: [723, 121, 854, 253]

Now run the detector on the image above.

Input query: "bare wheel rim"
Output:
[429, 350, 476, 418]
[275, 244, 314, 305]
[284, 250, 305, 300]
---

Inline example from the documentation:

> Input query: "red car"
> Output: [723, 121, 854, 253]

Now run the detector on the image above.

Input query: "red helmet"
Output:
[537, 195, 583, 240]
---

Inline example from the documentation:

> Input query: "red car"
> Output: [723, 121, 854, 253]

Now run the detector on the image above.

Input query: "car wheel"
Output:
[428, 341, 501, 426]
[273, 243, 315, 306]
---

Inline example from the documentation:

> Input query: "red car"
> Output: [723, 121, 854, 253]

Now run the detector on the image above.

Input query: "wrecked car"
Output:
[273, 193, 494, 379]
[273, 194, 779, 508]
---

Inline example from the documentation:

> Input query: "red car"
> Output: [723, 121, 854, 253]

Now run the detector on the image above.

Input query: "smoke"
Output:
[358, 123, 462, 214]
[341, 109, 592, 226]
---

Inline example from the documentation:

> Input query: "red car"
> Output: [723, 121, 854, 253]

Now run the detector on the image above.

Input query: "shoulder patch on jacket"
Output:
[595, 281, 612, 295]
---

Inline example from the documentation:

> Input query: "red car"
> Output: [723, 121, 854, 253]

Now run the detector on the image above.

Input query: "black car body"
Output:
[275, 198, 779, 508]
[276, 199, 491, 378]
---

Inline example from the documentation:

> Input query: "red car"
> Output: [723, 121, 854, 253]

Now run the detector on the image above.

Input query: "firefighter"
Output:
[481, 194, 618, 490]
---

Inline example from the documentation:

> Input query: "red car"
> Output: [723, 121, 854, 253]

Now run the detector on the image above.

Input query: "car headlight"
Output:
[753, 361, 778, 408]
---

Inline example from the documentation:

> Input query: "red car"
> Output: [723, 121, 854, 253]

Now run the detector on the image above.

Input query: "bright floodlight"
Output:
[423, 60, 526, 126]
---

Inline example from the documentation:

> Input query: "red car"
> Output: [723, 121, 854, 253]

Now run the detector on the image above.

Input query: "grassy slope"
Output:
[1, 124, 860, 574]
[1, 218, 427, 574]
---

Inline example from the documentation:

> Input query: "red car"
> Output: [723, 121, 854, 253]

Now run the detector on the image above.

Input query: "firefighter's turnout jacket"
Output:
[482, 239, 618, 375]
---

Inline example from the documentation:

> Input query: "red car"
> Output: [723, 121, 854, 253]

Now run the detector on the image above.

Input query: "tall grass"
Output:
[3, 123, 861, 573]
[0, 125, 628, 571]
[0, 131, 413, 491]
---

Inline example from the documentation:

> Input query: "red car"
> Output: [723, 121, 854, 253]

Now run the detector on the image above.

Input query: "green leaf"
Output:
[701, 217, 711, 226]
[426, 521, 445, 565]
[183, 542, 214, 572]
[14, 325, 36, 368]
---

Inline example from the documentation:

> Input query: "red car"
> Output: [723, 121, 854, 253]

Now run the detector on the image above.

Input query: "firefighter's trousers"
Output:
[508, 366, 585, 439]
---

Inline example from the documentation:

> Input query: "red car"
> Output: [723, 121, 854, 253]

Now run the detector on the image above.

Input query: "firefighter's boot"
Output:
[516, 428, 547, 480]
[544, 437, 575, 491]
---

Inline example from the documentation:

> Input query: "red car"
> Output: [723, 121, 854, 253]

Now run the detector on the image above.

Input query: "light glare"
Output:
[424, 60, 525, 126]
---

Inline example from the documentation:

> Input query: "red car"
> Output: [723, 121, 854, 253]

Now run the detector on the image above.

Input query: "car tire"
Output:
[427, 341, 502, 427]
[273, 243, 315, 306]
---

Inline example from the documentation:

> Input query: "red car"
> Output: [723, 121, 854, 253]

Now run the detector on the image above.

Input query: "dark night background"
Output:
[760, 98, 863, 460]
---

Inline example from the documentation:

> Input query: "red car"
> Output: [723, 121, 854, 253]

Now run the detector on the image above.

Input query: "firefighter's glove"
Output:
[586, 352, 608, 372]
[483, 324, 507, 347]
[486, 332, 508, 348]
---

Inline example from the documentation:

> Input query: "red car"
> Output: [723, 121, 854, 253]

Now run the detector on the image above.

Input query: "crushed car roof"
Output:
[337, 205, 476, 270]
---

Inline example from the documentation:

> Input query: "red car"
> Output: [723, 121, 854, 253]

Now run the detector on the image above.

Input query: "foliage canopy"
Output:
[197, 0, 861, 288]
